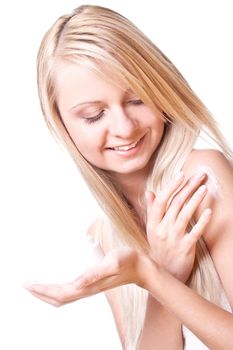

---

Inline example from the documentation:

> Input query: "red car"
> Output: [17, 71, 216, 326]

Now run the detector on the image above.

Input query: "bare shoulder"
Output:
[182, 148, 232, 178]
[182, 148, 233, 234]
[182, 149, 232, 221]
[182, 149, 233, 213]
[184, 149, 233, 307]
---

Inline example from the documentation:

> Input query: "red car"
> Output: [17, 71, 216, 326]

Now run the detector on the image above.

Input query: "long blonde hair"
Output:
[37, 5, 232, 349]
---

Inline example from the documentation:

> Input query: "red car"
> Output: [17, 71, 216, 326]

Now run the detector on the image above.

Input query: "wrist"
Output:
[137, 254, 172, 299]
[137, 253, 160, 290]
[148, 252, 190, 283]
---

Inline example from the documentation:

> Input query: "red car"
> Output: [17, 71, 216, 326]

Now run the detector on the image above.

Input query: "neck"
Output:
[108, 162, 153, 224]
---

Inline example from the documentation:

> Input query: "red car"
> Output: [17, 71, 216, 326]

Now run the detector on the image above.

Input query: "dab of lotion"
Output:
[196, 165, 222, 199]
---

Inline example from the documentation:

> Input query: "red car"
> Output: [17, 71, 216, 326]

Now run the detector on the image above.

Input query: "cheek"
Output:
[151, 116, 165, 134]
[62, 121, 91, 153]
[72, 133, 92, 153]
[67, 125, 102, 160]
[74, 137, 97, 164]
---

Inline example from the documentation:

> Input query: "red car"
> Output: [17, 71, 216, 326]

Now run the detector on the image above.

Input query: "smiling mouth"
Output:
[107, 136, 144, 151]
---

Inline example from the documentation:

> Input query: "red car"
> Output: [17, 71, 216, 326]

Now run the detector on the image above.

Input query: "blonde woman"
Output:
[24, 5, 233, 349]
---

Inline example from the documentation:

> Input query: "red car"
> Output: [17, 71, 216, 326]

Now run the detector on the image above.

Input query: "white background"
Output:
[0, 0, 232, 349]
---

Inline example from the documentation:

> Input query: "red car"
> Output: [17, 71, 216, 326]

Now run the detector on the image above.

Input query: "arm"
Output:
[183, 150, 233, 310]
[142, 149, 233, 350]
[24, 150, 233, 349]
[138, 169, 210, 349]
[88, 213, 186, 350]
[86, 217, 183, 349]
[23, 225, 233, 350]
[141, 257, 233, 350]
[87, 217, 184, 350]
[88, 170, 210, 350]
[139, 149, 233, 349]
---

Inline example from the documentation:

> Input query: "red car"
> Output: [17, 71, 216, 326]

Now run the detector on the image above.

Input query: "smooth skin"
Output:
[24, 152, 233, 349]
[25, 62, 233, 349]
[24, 173, 210, 301]
[54, 62, 165, 207]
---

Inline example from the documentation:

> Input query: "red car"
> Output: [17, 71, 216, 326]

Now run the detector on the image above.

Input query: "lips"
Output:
[107, 135, 144, 151]
[105, 135, 146, 159]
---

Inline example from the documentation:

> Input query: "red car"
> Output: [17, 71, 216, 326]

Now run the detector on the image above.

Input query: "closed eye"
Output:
[83, 100, 143, 125]
[128, 99, 144, 105]
[84, 110, 105, 124]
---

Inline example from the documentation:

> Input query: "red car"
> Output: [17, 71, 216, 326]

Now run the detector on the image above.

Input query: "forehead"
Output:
[53, 59, 134, 110]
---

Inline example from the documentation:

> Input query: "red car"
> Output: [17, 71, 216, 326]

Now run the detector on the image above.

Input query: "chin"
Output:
[111, 161, 151, 175]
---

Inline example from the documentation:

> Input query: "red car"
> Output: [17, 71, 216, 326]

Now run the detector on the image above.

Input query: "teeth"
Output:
[112, 139, 139, 151]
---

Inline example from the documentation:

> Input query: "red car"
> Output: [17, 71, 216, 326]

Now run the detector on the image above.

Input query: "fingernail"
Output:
[204, 208, 212, 217]
[197, 185, 207, 194]
[193, 171, 206, 180]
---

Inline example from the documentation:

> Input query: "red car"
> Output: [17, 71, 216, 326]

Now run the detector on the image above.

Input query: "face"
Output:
[55, 61, 165, 179]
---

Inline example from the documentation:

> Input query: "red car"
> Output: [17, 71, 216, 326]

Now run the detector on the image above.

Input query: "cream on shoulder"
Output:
[196, 165, 223, 199]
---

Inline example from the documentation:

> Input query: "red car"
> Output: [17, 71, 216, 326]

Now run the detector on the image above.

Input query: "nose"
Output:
[108, 106, 139, 138]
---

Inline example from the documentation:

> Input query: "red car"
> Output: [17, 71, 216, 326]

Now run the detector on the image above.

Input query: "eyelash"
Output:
[84, 99, 144, 125]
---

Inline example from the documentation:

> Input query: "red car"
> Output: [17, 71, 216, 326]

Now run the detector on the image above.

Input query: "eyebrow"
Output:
[69, 88, 135, 111]
[70, 100, 102, 111]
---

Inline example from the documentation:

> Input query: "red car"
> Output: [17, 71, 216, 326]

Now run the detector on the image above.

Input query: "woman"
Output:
[24, 5, 233, 349]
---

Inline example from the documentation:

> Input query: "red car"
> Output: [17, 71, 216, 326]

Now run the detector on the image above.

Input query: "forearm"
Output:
[137, 294, 183, 350]
[143, 259, 233, 350]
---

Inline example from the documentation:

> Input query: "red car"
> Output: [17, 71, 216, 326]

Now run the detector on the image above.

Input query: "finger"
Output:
[26, 289, 62, 307]
[165, 172, 206, 222]
[148, 172, 184, 226]
[25, 273, 123, 306]
[24, 280, 97, 305]
[23, 258, 121, 304]
[185, 208, 212, 246]
[24, 282, 79, 303]
[175, 185, 208, 232]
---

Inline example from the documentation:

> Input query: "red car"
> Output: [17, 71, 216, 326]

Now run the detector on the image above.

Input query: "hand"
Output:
[146, 171, 212, 283]
[23, 248, 149, 307]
